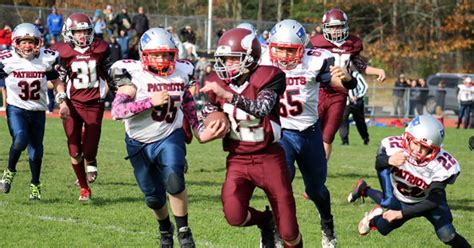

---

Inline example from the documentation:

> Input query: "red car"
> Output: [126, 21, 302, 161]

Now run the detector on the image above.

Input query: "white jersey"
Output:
[110, 60, 194, 143]
[380, 135, 461, 204]
[0, 48, 58, 111]
[260, 46, 333, 131]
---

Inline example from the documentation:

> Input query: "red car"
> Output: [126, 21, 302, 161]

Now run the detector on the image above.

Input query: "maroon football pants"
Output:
[318, 89, 347, 144]
[221, 143, 300, 241]
[63, 99, 104, 162]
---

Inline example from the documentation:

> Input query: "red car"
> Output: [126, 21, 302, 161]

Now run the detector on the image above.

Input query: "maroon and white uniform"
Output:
[203, 66, 300, 241]
[311, 34, 367, 144]
[52, 39, 112, 160]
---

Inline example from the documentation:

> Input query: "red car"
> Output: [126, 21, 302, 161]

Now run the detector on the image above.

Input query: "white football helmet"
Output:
[402, 115, 444, 166]
[236, 22, 256, 34]
[11, 23, 43, 59]
[139, 27, 178, 76]
[268, 19, 308, 70]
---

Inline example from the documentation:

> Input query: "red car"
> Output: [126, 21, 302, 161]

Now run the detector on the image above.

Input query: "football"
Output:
[203, 112, 230, 129]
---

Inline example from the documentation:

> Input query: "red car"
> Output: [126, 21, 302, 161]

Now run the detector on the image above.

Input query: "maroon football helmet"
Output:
[213, 28, 261, 82]
[63, 13, 94, 47]
[322, 8, 349, 43]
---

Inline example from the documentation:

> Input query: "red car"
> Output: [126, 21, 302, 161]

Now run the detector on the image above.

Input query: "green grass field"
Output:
[0, 116, 472, 247]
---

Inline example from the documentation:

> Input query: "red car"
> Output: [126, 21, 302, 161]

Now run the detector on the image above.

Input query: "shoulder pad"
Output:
[40, 48, 59, 65]
[249, 66, 284, 89]
[176, 59, 195, 77]
[347, 35, 363, 52]
[304, 48, 333, 71]
[90, 39, 109, 54]
[110, 59, 142, 87]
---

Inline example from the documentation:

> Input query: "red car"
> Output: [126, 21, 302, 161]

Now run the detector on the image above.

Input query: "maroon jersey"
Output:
[52, 39, 112, 103]
[205, 66, 285, 154]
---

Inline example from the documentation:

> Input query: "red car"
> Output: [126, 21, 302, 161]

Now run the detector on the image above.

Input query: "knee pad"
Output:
[165, 172, 185, 195]
[28, 147, 44, 162]
[436, 224, 456, 243]
[12, 131, 28, 151]
[145, 196, 166, 210]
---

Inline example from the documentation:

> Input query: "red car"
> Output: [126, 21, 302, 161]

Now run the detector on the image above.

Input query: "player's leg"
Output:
[82, 102, 105, 183]
[62, 100, 89, 201]
[425, 201, 471, 247]
[338, 104, 351, 145]
[257, 144, 302, 248]
[321, 95, 346, 160]
[296, 122, 335, 246]
[26, 110, 46, 200]
[125, 135, 171, 246]
[155, 129, 195, 247]
[352, 101, 369, 144]
[279, 129, 300, 181]
[1, 105, 29, 193]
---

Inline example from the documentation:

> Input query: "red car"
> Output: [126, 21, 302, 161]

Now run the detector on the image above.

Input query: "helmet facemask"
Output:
[141, 48, 177, 76]
[13, 36, 42, 59]
[323, 23, 349, 43]
[214, 51, 254, 83]
[70, 28, 94, 47]
[269, 43, 304, 70]
[402, 131, 440, 166]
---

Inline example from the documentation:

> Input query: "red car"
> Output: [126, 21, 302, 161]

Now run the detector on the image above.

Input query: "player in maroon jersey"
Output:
[312, 8, 385, 160]
[52, 13, 113, 202]
[200, 28, 302, 248]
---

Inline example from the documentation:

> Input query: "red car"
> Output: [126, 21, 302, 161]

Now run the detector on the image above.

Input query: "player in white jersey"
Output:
[0, 23, 68, 200]
[347, 115, 470, 247]
[260, 19, 357, 248]
[110, 27, 223, 248]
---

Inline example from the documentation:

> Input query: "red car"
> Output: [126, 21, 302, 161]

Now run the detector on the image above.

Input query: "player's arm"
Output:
[110, 68, 168, 120]
[101, 47, 116, 93]
[399, 181, 451, 219]
[181, 89, 206, 139]
[352, 54, 385, 82]
[318, 57, 357, 89]
[201, 72, 285, 118]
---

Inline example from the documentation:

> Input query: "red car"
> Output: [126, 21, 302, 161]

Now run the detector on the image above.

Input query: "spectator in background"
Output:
[93, 11, 106, 40]
[180, 25, 199, 60]
[408, 78, 422, 116]
[108, 35, 122, 63]
[113, 6, 132, 35]
[116, 29, 132, 59]
[0, 24, 12, 50]
[131, 6, 149, 37]
[216, 27, 226, 40]
[0, 24, 12, 111]
[33, 18, 45, 39]
[47, 7, 63, 42]
[392, 74, 408, 117]
[258, 30, 269, 45]
[103, 5, 115, 37]
[456, 77, 473, 129]
[435, 80, 447, 113]
[418, 77, 428, 113]
[311, 25, 323, 37]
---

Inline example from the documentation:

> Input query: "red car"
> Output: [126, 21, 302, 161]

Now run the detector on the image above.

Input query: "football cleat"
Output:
[347, 179, 368, 203]
[29, 183, 42, 200]
[79, 187, 91, 203]
[259, 206, 276, 248]
[0, 168, 16, 193]
[321, 229, 337, 248]
[177, 226, 195, 248]
[160, 225, 174, 248]
[358, 205, 383, 235]
[87, 165, 98, 183]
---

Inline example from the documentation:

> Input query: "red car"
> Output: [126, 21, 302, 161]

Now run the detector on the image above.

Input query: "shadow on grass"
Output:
[98, 181, 137, 187]
[90, 196, 143, 206]
[188, 192, 267, 203]
[187, 180, 222, 187]
[449, 198, 474, 211]
[328, 172, 378, 179]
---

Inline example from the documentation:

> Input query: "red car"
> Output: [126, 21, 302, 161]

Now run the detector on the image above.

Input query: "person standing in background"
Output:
[456, 77, 473, 129]
[131, 6, 149, 37]
[339, 70, 370, 146]
[392, 74, 408, 117]
[46, 7, 63, 43]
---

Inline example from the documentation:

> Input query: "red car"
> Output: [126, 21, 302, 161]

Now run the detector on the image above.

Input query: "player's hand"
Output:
[383, 210, 403, 223]
[375, 69, 386, 82]
[388, 151, 406, 167]
[150, 91, 169, 106]
[199, 120, 228, 143]
[330, 66, 351, 82]
[59, 103, 70, 120]
[200, 81, 233, 101]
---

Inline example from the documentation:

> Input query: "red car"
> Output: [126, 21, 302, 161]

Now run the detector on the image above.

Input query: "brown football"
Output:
[203, 112, 230, 129]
